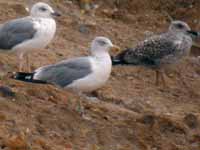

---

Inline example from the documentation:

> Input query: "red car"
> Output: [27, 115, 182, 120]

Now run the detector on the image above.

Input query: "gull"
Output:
[112, 21, 198, 86]
[0, 2, 60, 72]
[13, 37, 119, 92]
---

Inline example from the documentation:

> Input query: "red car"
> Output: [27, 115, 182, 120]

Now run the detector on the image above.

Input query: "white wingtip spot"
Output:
[25, 6, 30, 12]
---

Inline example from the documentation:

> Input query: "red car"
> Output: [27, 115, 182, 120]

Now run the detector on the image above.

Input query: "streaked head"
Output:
[169, 21, 191, 33]
[91, 37, 120, 55]
[169, 21, 198, 37]
[30, 2, 60, 18]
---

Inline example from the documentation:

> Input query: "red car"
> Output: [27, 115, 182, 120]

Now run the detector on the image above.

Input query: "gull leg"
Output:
[75, 91, 86, 117]
[18, 53, 24, 72]
[136, 67, 143, 78]
[155, 69, 168, 87]
[26, 54, 31, 72]
[155, 70, 160, 86]
[160, 71, 167, 87]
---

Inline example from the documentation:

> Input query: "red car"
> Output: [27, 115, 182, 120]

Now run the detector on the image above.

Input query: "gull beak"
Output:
[110, 45, 121, 53]
[187, 30, 199, 37]
[51, 12, 61, 17]
[187, 30, 200, 48]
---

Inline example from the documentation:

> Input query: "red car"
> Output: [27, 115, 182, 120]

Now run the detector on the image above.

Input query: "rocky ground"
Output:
[0, 0, 200, 150]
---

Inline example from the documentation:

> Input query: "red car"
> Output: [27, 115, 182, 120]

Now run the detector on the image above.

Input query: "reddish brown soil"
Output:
[0, 0, 200, 150]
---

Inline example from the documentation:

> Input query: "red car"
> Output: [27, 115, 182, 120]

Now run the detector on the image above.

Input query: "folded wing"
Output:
[34, 57, 93, 87]
[0, 17, 37, 49]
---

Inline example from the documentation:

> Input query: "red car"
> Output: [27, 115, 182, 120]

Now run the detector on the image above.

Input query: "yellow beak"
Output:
[110, 45, 121, 53]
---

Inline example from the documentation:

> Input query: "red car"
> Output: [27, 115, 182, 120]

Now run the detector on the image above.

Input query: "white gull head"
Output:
[90, 36, 114, 57]
[30, 2, 60, 18]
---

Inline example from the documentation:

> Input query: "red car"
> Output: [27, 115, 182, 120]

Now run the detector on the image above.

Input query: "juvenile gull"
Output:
[13, 37, 119, 92]
[112, 21, 198, 86]
[0, 2, 60, 71]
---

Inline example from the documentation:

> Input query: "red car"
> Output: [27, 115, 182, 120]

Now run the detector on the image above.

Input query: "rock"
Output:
[79, 24, 90, 34]
[4, 135, 28, 150]
[0, 112, 6, 121]
[183, 114, 198, 129]
[138, 114, 155, 126]
[0, 86, 15, 98]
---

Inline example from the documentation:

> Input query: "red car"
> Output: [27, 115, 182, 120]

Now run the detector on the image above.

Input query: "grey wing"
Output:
[123, 34, 179, 65]
[0, 17, 37, 49]
[34, 57, 93, 87]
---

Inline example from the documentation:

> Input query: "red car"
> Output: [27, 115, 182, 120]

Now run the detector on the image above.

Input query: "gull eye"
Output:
[176, 23, 184, 29]
[39, 7, 47, 12]
[98, 40, 107, 46]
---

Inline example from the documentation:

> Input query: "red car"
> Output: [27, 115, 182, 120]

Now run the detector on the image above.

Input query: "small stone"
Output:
[4, 135, 28, 150]
[138, 114, 155, 126]
[0, 86, 15, 98]
[0, 112, 6, 121]
[79, 24, 90, 34]
[184, 113, 198, 129]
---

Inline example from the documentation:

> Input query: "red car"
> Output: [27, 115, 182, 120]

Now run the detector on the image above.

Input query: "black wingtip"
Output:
[13, 72, 33, 80]
[111, 56, 124, 65]
[12, 72, 48, 84]
[111, 49, 131, 66]
[112, 48, 143, 66]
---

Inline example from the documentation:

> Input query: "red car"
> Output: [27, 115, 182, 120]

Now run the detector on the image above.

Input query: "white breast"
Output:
[67, 54, 112, 92]
[13, 18, 56, 53]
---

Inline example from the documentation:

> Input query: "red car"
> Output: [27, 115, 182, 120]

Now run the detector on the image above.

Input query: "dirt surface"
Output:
[0, 0, 200, 150]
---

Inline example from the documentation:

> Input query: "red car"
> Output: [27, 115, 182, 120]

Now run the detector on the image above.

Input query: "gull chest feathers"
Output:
[33, 18, 56, 48]
[173, 34, 193, 57]
[92, 54, 112, 83]
[67, 54, 112, 92]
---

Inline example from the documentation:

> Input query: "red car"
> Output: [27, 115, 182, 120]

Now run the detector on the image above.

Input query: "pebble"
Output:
[0, 86, 15, 98]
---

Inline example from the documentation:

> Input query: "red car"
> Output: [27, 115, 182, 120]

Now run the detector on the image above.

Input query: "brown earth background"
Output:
[0, 0, 200, 150]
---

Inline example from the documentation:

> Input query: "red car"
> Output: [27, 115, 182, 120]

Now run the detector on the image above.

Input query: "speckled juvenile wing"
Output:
[119, 33, 180, 66]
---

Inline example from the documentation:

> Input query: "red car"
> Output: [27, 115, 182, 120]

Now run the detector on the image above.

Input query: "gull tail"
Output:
[12, 72, 48, 84]
[112, 48, 141, 66]
[111, 49, 129, 65]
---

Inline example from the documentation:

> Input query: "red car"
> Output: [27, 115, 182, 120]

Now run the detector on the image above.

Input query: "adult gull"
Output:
[13, 37, 119, 92]
[112, 21, 198, 86]
[0, 2, 60, 72]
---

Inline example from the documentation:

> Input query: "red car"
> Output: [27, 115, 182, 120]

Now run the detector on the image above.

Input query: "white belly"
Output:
[12, 18, 56, 54]
[66, 56, 112, 92]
